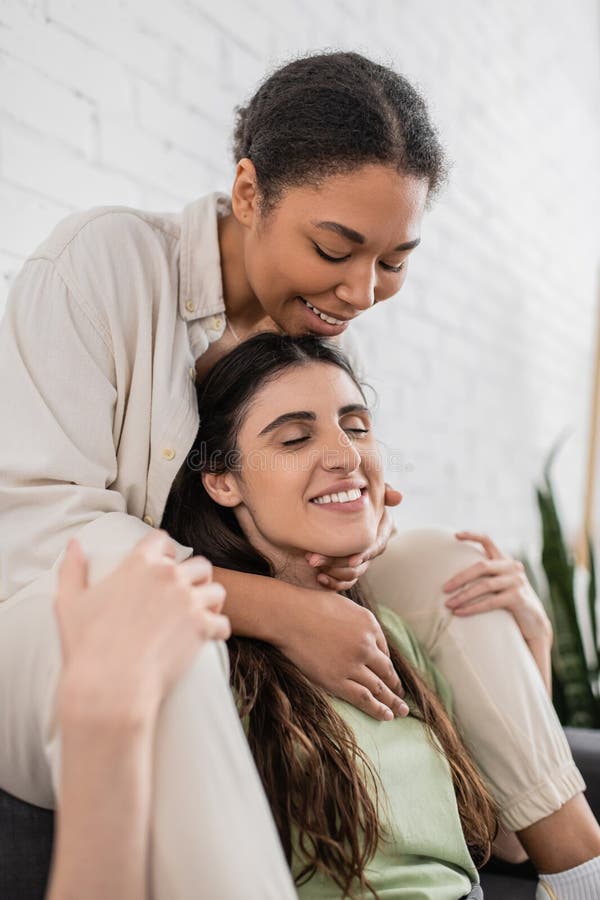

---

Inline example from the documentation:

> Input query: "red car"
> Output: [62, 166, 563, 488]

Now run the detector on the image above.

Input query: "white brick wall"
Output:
[1, 0, 599, 560]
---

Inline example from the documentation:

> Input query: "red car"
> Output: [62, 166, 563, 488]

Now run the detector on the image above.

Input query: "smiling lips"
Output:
[299, 297, 348, 326]
[309, 488, 368, 512]
[309, 481, 369, 512]
[312, 488, 362, 505]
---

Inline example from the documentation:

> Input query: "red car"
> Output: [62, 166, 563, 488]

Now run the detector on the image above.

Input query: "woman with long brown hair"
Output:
[161, 331, 495, 899]
[159, 332, 600, 899]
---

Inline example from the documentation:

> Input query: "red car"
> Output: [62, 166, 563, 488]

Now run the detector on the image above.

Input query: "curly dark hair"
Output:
[231, 50, 448, 214]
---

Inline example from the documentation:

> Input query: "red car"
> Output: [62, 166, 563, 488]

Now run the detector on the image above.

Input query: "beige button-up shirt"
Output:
[0, 192, 362, 601]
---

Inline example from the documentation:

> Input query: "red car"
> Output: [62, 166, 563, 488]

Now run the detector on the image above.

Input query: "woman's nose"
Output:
[334, 264, 377, 311]
[321, 430, 362, 471]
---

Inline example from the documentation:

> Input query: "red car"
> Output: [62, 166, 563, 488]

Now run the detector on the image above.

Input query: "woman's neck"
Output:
[272, 555, 324, 591]
[217, 211, 270, 335]
[235, 507, 324, 591]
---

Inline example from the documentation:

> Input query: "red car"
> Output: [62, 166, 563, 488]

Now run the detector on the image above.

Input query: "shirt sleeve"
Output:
[377, 605, 454, 718]
[0, 255, 190, 601]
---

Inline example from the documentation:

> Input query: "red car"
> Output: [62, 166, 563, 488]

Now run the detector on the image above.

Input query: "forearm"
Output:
[215, 566, 404, 720]
[214, 565, 302, 644]
[47, 697, 156, 900]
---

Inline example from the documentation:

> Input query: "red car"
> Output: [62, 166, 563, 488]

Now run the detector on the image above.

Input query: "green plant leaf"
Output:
[537, 442, 600, 727]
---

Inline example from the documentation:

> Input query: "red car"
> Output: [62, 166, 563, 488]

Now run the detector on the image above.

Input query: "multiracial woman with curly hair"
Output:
[2, 52, 599, 899]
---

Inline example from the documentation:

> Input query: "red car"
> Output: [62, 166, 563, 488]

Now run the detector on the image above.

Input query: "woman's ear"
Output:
[231, 158, 259, 227]
[202, 471, 243, 508]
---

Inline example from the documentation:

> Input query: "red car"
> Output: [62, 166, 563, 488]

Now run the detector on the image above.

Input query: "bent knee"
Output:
[364, 526, 488, 620]
[385, 526, 486, 587]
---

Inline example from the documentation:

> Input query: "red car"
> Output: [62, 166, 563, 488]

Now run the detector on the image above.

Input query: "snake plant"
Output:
[535, 442, 600, 727]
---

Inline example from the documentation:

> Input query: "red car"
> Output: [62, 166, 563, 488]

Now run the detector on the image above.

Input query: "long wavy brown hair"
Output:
[161, 333, 498, 899]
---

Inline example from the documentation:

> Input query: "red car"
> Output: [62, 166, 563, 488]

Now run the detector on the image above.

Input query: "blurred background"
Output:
[0, 0, 599, 564]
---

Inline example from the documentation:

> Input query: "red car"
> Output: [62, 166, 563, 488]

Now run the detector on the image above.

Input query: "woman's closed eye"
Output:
[280, 426, 370, 447]
[342, 415, 371, 437]
[281, 434, 311, 446]
[313, 243, 405, 274]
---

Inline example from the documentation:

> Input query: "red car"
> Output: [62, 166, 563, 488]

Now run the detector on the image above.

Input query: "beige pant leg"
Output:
[148, 641, 296, 900]
[361, 526, 585, 832]
[0, 544, 296, 899]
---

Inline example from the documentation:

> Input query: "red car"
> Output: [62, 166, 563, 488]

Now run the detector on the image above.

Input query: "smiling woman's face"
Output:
[232, 162, 428, 339]
[202, 361, 386, 583]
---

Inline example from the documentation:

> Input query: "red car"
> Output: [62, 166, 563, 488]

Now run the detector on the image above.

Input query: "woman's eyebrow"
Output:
[259, 404, 370, 437]
[339, 403, 370, 417]
[258, 411, 315, 436]
[311, 219, 420, 253]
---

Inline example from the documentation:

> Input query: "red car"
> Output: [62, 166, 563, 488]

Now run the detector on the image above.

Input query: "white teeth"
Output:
[303, 299, 345, 326]
[312, 488, 363, 505]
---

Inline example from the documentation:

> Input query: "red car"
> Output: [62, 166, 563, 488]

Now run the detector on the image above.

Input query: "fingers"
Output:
[374, 629, 391, 659]
[178, 555, 213, 586]
[134, 529, 178, 561]
[357, 666, 410, 718]
[190, 583, 230, 641]
[342, 678, 408, 721]
[318, 576, 359, 591]
[305, 507, 395, 574]
[454, 531, 503, 560]
[306, 553, 328, 567]
[191, 581, 227, 615]
[54, 540, 91, 663]
[375, 506, 395, 549]
[56, 539, 88, 603]
[445, 574, 516, 610]
[383, 485, 403, 507]
[347, 553, 365, 568]
[201, 612, 231, 642]
[442, 557, 514, 594]
[362, 505, 397, 565]
[349, 537, 382, 568]
[317, 560, 370, 590]
[367, 643, 405, 699]
[450, 591, 513, 617]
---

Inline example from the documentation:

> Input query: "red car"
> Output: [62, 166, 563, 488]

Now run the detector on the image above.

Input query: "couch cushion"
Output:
[0, 789, 53, 900]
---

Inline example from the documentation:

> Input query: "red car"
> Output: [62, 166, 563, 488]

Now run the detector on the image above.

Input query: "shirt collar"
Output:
[179, 191, 231, 321]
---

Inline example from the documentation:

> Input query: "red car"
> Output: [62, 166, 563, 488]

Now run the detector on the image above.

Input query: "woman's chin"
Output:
[311, 530, 378, 561]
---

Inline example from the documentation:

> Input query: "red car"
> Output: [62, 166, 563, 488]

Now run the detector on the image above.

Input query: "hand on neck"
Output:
[234, 507, 335, 591]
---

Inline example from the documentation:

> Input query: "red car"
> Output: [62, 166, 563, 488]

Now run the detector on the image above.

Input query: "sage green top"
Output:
[291, 606, 480, 899]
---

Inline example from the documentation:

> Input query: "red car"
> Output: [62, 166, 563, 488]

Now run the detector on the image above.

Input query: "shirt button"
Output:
[143, 515, 154, 527]
[214, 316, 222, 329]
[185, 300, 196, 313]
[162, 447, 176, 461]
[188, 366, 196, 380]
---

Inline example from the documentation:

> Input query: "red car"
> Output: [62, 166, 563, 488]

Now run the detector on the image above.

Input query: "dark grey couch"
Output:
[1, 728, 599, 899]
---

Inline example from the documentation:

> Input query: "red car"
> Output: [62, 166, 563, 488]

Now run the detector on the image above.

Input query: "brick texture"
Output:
[1, 0, 599, 558]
